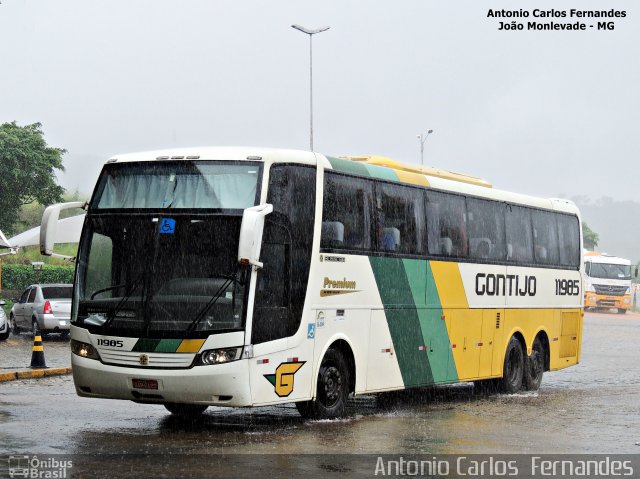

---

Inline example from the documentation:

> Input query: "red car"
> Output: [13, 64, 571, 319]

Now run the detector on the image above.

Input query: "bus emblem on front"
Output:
[139, 354, 149, 366]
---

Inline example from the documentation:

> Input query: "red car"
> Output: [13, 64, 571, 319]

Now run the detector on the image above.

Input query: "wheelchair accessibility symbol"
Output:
[159, 218, 176, 235]
[307, 323, 315, 339]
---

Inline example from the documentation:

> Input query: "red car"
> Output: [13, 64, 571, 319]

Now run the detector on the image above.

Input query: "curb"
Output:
[0, 367, 72, 383]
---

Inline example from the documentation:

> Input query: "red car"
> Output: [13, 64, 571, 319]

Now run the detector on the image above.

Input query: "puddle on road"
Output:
[1, 314, 639, 456]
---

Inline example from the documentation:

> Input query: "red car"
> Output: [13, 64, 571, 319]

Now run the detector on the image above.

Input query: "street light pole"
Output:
[417, 129, 434, 166]
[291, 24, 330, 151]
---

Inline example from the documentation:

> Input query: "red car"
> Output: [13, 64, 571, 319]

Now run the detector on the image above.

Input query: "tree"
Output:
[0, 122, 65, 235]
[582, 222, 599, 250]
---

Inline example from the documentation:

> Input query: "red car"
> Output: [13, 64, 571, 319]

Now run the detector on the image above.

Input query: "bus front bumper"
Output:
[71, 354, 252, 407]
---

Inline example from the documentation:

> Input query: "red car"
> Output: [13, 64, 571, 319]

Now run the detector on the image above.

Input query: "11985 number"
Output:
[555, 279, 580, 296]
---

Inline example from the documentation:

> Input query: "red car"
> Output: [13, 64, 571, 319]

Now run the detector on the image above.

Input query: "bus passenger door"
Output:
[247, 163, 317, 406]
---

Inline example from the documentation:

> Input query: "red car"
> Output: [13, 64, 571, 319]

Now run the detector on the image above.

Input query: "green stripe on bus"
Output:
[425, 261, 458, 382]
[363, 164, 398, 181]
[326, 157, 399, 182]
[132, 339, 161, 352]
[154, 339, 183, 353]
[403, 258, 456, 383]
[326, 157, 371, 176]
[369, 257, 434, 386]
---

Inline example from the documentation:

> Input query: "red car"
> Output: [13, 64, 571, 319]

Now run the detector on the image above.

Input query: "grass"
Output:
[1, 244, 78, 265]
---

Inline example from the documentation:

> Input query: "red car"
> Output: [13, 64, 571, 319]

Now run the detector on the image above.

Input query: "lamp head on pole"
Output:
[291, 24, 331, 35]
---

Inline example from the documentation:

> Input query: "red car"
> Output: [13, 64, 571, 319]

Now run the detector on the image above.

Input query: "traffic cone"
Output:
[30, 335, 48, 369]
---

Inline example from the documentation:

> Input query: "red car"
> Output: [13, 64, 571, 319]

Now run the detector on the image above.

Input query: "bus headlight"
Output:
[71, 340, 101, 360]
[197, 347, 243, 365]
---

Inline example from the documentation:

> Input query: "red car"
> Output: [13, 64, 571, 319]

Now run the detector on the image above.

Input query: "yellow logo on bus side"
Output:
[264, 361, 306, 397]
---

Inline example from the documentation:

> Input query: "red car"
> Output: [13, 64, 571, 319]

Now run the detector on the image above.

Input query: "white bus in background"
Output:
[583, 252, 633, 314]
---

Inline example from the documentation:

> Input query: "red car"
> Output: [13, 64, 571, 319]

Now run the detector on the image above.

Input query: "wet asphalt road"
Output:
[0, 311, 639, 476]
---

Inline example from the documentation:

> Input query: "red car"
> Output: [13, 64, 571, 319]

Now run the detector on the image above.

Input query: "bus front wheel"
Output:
[296, 348, 350, 419]
[500, 337, 524, 394]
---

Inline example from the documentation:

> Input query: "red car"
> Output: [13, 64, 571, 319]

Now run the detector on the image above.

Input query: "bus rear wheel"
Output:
[500, 336, 524, 393]
[296, 348, 350, 419]
[164, 403, 208, 417]
[523, 337, 545, 391]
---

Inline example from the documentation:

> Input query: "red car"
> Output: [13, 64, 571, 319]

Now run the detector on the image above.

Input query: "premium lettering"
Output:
[323, 277, 356, 290]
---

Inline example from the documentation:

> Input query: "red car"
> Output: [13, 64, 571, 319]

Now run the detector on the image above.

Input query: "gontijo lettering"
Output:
[475, 273, 537, 297]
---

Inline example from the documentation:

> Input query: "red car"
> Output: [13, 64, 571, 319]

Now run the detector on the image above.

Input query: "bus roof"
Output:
[107, 147, 318, 164]
[340, 155, 493, 188]
[103, 147, 580, 216]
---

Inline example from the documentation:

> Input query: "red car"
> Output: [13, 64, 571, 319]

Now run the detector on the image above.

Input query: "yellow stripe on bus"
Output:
[430, 261, 469, 309]
[176, 339, 206, 353]
[395, 170, 430, 187]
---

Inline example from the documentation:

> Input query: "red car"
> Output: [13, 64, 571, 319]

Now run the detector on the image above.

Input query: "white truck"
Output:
[584, 252, 633, 314]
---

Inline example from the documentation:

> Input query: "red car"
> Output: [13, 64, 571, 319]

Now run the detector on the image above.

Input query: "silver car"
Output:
[0, 300, 9, 340]
[10, 284, 72, 338]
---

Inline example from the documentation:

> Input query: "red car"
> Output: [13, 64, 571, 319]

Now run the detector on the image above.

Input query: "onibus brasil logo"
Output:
[263, 361, 306, 397]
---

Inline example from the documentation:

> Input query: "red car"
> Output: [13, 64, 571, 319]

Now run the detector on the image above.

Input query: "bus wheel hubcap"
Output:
[322, 366, 342, 406]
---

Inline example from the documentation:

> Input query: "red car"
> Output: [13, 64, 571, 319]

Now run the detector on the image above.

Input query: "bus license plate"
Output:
[132, 378, 158, 390]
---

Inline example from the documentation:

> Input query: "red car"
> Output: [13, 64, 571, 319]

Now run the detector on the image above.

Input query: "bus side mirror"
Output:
[40, 201, 86, 257]
[238, 204, 273, 269]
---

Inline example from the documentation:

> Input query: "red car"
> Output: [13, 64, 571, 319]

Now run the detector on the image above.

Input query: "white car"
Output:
[0, 300, 9, 340]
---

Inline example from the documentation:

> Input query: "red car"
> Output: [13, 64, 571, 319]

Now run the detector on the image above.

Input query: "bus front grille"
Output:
[100, 350, 196, 368]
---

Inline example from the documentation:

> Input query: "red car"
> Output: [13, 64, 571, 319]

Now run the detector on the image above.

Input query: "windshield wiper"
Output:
[100, 275, 144, 330]
[90, 282, 135, 300]
[185, 268, 242, 336]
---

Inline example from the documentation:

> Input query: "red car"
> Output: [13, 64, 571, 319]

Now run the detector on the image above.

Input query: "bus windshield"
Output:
[75, 214, 249, 338]
[588, 263, 631, 280]
[91, 161, 261, 210]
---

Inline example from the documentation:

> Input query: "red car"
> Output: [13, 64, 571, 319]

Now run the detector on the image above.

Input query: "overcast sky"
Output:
[1, 0, 638, 202]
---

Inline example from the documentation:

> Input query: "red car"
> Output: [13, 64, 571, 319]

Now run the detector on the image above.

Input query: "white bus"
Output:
[41, 148, 583, 418]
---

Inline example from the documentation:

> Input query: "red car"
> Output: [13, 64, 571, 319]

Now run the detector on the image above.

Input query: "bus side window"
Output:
[321, 221, 344, 248]
[321, 172, 373, 252]
[425, 190, 467, 258]
[505, 205, 534, 264]
[531, 210, 560, 265]
[466, 197, 506, 261]
[557, 214, 580, 268]
[375, 182, 425, 255]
